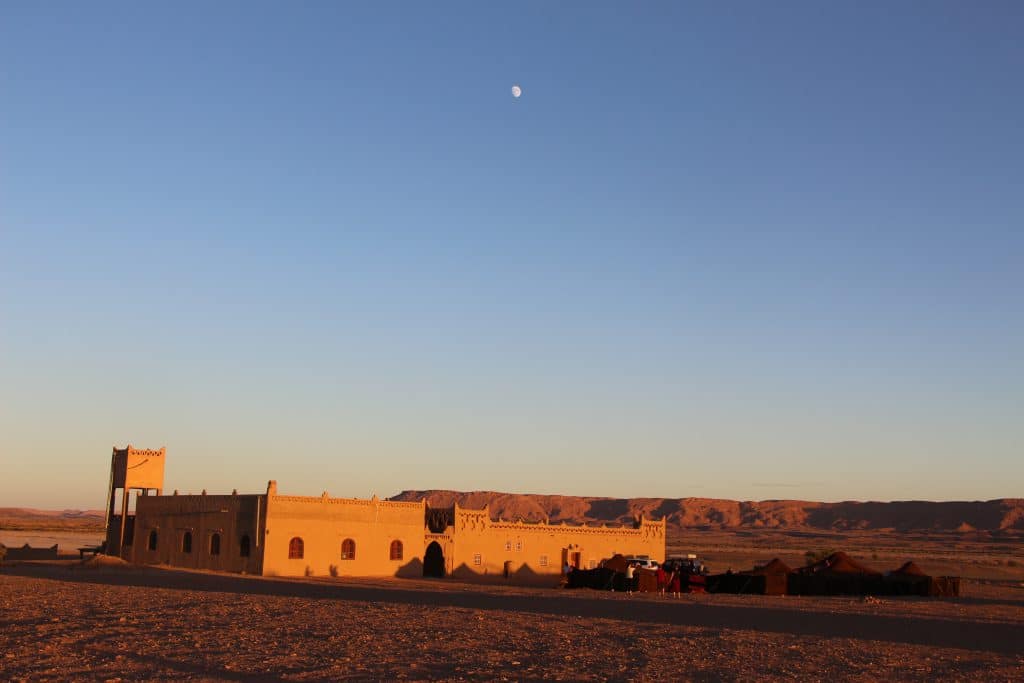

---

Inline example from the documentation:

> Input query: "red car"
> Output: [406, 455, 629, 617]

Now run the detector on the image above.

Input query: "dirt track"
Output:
[2, 563, 1022, 681]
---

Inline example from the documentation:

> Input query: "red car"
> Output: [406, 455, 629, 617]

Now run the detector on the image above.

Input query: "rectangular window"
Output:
[539, 555, 548, 567]
[515, 541, 522, 552]
[473, 553, 482, 566]
[505, 541, 511, 551]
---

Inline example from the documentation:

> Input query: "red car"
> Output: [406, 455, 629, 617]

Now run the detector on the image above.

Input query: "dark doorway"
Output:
[424, 541, 445, 578]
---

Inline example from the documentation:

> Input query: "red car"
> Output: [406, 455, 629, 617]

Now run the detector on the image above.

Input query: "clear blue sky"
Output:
[2, 2, 1021, 509]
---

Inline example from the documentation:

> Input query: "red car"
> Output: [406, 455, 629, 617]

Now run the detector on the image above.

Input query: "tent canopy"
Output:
[747, 558, 792, 575]
[802, 551, 881, 576]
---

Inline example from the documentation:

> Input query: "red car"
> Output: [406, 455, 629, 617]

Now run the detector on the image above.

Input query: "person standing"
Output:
[669, 569, 682, 597]
[625, 563, 635, 594]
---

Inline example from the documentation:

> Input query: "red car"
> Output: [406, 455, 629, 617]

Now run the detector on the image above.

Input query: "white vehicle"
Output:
[625, 556, 659, 570]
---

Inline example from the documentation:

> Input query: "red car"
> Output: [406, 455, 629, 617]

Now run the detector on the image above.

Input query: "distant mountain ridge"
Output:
[389, 491, 1024, 532]
[0, 508, 106, 532]
[0, 508, 105, 519]
[5, 496, 1023, 534]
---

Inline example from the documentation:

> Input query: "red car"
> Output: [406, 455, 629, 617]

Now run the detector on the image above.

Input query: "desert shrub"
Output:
[329, 564, 339, 577]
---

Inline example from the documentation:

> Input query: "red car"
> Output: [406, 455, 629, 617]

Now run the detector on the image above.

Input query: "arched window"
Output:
[389, 539, 403, 561]
[148, 530, 158, 551]
[210, 533, 221, 556]
[239, 535, 251, 557]
[182, 531, 193, 554]
[341, 538, 356, 560]
[288, 537, 304, 560]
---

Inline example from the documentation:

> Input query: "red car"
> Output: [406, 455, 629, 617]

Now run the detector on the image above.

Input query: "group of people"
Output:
[561, 555, 705, 594]
[624, 561, 685, 596]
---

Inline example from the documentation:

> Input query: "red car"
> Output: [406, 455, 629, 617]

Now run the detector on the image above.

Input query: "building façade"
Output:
[105, 445, 665, 585]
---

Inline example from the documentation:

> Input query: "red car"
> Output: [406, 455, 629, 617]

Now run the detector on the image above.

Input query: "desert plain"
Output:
[2, 503, 1023, 681]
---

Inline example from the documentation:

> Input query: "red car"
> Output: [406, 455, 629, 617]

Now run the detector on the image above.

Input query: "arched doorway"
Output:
[424, 541, 445, 578]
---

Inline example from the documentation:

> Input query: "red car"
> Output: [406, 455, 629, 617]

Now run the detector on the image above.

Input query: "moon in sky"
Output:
[511, 84, 522, 98]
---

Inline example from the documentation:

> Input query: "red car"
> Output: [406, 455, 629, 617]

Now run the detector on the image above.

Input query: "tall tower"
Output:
[104, 445, 166, 558]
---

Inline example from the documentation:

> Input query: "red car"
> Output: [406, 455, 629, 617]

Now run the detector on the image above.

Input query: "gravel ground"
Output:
[1, 562, 1022, 681]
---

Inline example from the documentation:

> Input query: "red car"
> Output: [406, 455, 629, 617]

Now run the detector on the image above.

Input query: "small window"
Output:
[473, 553, 482, 566]
[515, 541, 522, 552]
[210, 533, 221, 556]
[389, 540, 403, 561]
[539, 555, 548, 567]
[505, 541, 512, 551]
[289, 537, 304, 560]
[341, 538, 356, 560]
[148, 530, 158, 551]
[182, 531, 193, 554]
[239, 535, 251, 557]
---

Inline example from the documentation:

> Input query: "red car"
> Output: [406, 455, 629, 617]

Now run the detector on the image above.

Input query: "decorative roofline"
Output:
[113, 445, 166, 457]
[267, 487, 425, 509]
[487, 521, 652, 536]
[454, 504, 667, 529]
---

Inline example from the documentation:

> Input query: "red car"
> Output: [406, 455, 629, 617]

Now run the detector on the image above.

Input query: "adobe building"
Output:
[105, 445, 665, 585]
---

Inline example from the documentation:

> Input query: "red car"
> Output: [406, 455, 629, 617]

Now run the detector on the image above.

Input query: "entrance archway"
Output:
[424, 541, 445, 578]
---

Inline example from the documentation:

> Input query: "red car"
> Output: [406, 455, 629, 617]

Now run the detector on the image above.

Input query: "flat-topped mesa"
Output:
[102, 448, 666, 584]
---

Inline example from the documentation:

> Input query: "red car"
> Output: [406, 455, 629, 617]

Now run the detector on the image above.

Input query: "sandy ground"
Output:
[1, 561, 1022, 682]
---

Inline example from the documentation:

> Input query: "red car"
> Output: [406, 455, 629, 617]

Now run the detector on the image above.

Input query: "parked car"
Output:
[624, 556, 659, 570]
[665, 554, 707, 575]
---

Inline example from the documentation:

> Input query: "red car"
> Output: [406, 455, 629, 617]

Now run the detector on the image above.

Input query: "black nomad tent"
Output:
[883, 560, 960, 597]
[707, 558, 792, 595]
[787, 552, 885, 596]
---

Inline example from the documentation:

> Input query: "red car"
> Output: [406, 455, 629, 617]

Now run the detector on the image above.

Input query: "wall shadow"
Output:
[395, 558, 423, 579]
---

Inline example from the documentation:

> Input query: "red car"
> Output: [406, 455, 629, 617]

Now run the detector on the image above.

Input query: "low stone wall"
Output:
[0, 543, 59, 561]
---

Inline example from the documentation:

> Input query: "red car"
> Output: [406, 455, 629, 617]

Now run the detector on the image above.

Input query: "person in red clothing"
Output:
[669, 569, 682, 597]
[656, 565, 668, 594]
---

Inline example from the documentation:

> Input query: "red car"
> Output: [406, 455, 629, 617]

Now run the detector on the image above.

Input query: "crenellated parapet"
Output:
[267, 491, 425, 511]
[452, 502, 666, 540]
[264, 485, 427, 529]
[121, 445, 167, 459]
[637, 515, 667, 541]
[453, 503, 491, 532]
